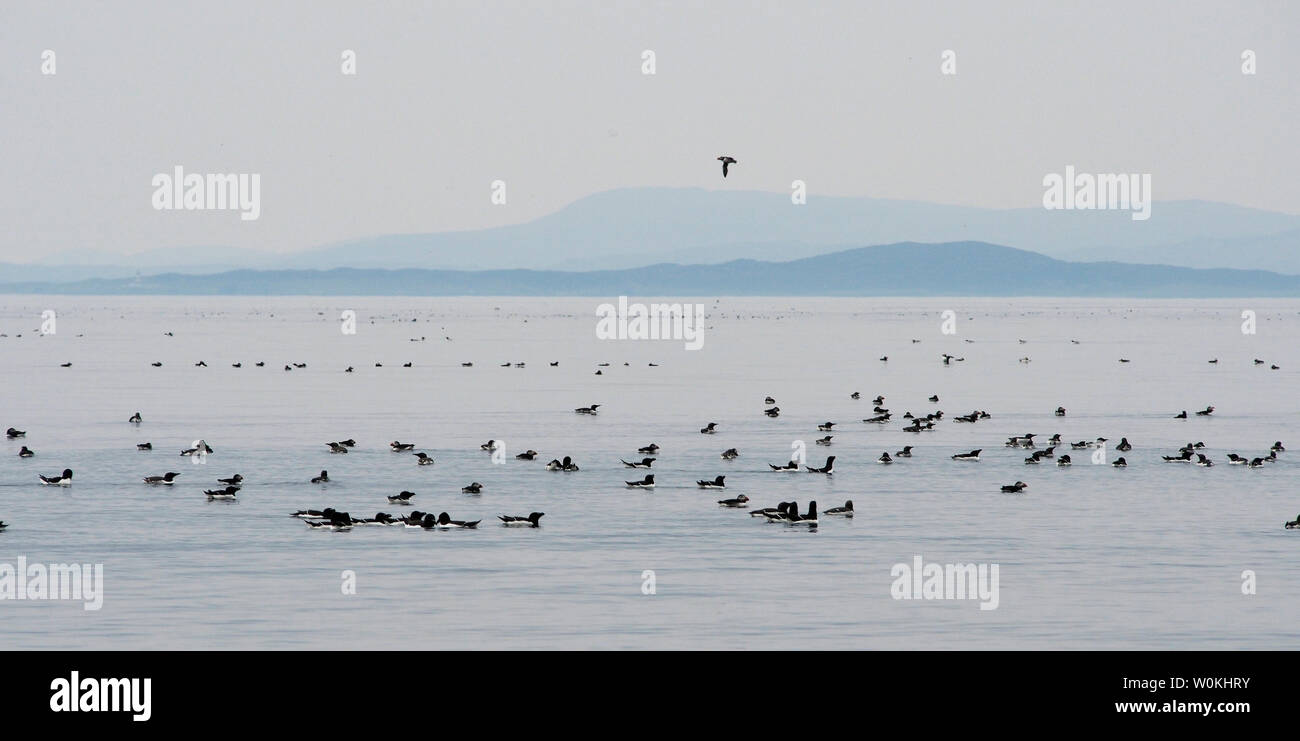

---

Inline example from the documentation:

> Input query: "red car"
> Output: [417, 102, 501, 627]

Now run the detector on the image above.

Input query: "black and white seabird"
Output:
[700, 422, 718, 434]
[388, 490, 417, 504]
[390, 441, 415, 451]
[1112, 457, 1127, 467]
[461, 482, 483, 494]
[769, 460, 799, 472]
[17, 446, 34, 458]
[1116, 438, 1132, 452]
[311, 470, 329, 483]
[717, 494, 750, 508]
[626, 474, 655, 488]
[575, 404, 601, 415]
[720, 448, 739, 460]
[128, 413, 142, 424]
[327, 442, 349, 454]
[516, 449, 538, 460]
[697, 475, 726, 489]
[1000, 481, 1028, 493]
[6, 428, 26, 438]
[547, 455, 580, 471]
[717, 155, 737, 177]
[951, 449, 981, 461]
[1057, 454, 1073, 466]
[414, 452, 435, 466]
[143, 472, 181, 485]
[217, 474, 243, 486]
[137, 443, 152, 450]
[38, 468, 73, 486]
[205, 486, 239, 500]
[1196, 406, 1215, 416]
[1285, 514, 1300, 530]
[431, 512, 480, 529]
[806, 456, 835, 474]
[499, 512, 545, 527]
[638, 443, 660, 454]
[825, 500, 854, 517]
[622, 457, 655, 468]
[785, 500, 818, 526]
[816, 436, 833, 446]
[896, 446, 913, 457]
[877, 452, 893, 464]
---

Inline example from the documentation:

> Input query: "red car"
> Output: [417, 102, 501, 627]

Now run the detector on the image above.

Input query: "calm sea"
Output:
[0, 296, 1297, 649]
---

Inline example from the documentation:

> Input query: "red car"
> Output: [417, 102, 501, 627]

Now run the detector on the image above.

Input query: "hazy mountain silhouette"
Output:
[8, 188, 1300, 281]
[5, 242, 1298, 297]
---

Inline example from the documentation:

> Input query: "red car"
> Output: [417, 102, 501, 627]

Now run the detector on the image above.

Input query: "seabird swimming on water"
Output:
[816, 436, 833, 446]
[851, 392, 861, 399]
[137, 443, 152, 450]
[461, 482, 483, 494]
[769, 460, 799, 471]
[784, 500, 818, 526]
[481, 439, 500, 451]
[825, 501, 853, 517]
[390, 441, 415, 451]
[217, 474, 243, 486]
[1000, 481, 1028, 493]
[1272, 441, 1285, 452]
[716, 155, 737, 177]
[499, 512, 545, 527]
[717, 494, 750, 508]
[6, 427, 26, 438]
[720, 448, 739, 460]
[17, 446, 34, 458]
[326, 442, 349, 454]
[516, 449, 538, 460]
[414, 452, 435, 465]
[128, 413, 142, 424]
[143, 472, 181, 485]
[764, 396, 776, 405]
[1196, 406, 1215, 416]
[1285, 514, 1300, 530]
[575, 404, 601, 415]
[877, 452, 893, 465]
[311, 470, 329, 483]
[1196, 454, 1214, 467]
[1055, 406, 1066, 417]
[1116, 438, 1132, 452]
[181, 441, 213, 456]
[817, 422, 836, 431]
[388, 490, 417, 504]
[38, 468, 73, 486]
[1112, 457, 1127, 467]
[426, 512, 480, 529]
[806, 456, 835, 474]
[546, 455, 579, 471]
[951, 449, 981, 461]
[637, 444, 660, 454]
[205, 486, 239, 500]
[700, 422, 718, 434]
[928, 395, 939, 403]
[697, 475, 726, 489]
[1056, 455, 1073, 466]
[1174, 411, 1188, 419]
[626, 474, 655, 488]
[764, 406, 780, 417]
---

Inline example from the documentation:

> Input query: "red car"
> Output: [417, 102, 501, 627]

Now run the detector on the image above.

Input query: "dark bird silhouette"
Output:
[717, 155, 736, 177]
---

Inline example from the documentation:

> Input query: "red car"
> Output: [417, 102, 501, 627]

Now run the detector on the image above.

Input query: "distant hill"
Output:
[4, 242, 1298, 297]
[7, 188, 1300, 282]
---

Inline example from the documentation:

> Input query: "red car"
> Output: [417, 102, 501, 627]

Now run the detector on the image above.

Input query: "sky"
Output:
[0, 0, 1296, 263]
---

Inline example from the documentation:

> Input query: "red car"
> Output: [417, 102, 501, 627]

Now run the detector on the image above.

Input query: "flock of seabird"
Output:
[3, 348, 1296, 533]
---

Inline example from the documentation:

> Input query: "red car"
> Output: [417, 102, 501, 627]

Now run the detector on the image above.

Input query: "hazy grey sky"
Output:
[1, 0, 1295, 262]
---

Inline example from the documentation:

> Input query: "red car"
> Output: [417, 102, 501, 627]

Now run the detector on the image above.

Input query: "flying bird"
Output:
[717, 156, 736, 177]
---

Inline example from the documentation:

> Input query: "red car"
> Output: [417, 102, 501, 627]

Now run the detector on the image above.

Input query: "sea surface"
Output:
[0, 296, 1297, 650]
